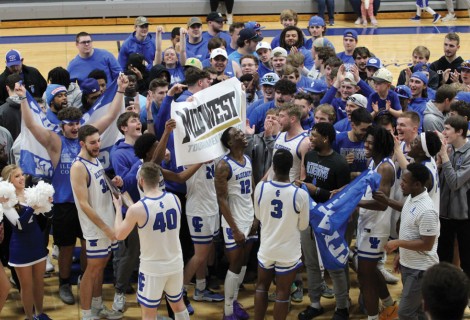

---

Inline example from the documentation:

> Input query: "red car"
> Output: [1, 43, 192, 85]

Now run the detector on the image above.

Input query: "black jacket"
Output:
[0, 65, 47, 104]
[0, 98, 22, 140]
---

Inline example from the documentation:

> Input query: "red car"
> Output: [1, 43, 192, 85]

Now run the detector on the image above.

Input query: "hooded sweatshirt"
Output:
[110, 139, 141, 202]
[118, 32, 156, 71]
[423, 100, 446, 132]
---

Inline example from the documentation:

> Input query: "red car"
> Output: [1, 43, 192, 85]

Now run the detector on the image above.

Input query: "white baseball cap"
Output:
[210, 48, 228, 59]
[256, 42, 271, 52]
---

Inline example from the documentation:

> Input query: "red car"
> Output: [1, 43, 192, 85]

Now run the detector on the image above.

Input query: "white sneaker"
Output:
[46, 255, 55, 273]
[441, 13, 457, 21]
[52, 245, 59, 260]
[226, 13, 233, 25]
[379, 267, 399, 284]
[92, 304, 123, 319]
[112, 292, 126, 312]
[354, 17, 363, 25]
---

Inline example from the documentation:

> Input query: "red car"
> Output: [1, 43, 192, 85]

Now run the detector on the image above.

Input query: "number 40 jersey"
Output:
[138, 192, 183, 276]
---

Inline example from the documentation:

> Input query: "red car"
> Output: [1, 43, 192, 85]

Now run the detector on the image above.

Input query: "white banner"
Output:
[171, 77, 246, 166]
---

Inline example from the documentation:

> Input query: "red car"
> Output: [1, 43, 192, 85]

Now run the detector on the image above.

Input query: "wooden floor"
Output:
[2, 14, 470, 319]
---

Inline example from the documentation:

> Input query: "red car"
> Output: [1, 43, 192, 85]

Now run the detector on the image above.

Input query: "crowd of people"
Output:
[0, 6, 469, 320]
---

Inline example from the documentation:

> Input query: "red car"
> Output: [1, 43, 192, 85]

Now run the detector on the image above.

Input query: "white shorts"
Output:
[187, 215, 220, 244]
[137, 270, 184, 309]
[85, 238, 118, 259]
[356, 228, 387, 261]
[257, 256, 303, 275]
[223, 225, 258, 251]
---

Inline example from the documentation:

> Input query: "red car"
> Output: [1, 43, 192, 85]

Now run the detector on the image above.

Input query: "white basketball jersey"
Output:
[254, 181, 309, 262]
[271, 132, 308, 182]
[186, 161, 218, 217]
[221, 155, 254, 228]
[72, 157, 115, 240]
[359, 158, 396, 237]
[138, 192, 183, 276]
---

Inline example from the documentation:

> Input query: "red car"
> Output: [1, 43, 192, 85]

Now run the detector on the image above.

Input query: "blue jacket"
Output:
[301, 111, 315, 131]
[110, 139, 141, 202]
[118, 32, 156, 71]
[248, 100, 276, 133]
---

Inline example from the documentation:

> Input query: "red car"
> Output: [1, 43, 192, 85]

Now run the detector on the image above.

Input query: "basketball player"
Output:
[70, 125, 124, 320]
[253, 149, 310, 320]
[16, 74, 128, 305]
[356, 126, 397, 320]
[215, 127, 257, 320]
[113, 162, 190, 320]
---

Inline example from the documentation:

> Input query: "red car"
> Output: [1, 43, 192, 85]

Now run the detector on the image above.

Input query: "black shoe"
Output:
[298, 306, 324, 320]
[332, 308, 349, 320]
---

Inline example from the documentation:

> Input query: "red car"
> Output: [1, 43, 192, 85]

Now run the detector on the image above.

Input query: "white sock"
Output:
[416, 5, 422, 16]
[196, 278, 206, 291]
[382, 295, 394, 307]
[310, 301, 321, 309]
[425, 6, 437, 15]
[368, 315, 378, 320]
[82, 310, 92, 317]
[174, 309, 190, 320]
[224, 270, 239, 315]
[445, 0, 455, 12]
[233, 266, 246, 301]
[91, 296, 102, 309]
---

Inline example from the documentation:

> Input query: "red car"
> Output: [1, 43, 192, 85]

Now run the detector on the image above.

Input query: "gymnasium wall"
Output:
[0, 0, 462, 22]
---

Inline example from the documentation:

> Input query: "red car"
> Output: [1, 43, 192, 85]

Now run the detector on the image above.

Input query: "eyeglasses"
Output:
[78, 40, 92, 45]
[347, 96, 361, 105]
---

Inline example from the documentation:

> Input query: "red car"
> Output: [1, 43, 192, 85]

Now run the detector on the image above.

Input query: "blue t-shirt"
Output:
[333, 131, 368, 173]
[68, 48, 122, 86]
[186, 38, 209, 60]
[367, 90, 402, 114]
[334, 118, 351, 133]
[337, 51, 355, 64]
[167, 63, 185, 84]
[202, 31, 232, 47]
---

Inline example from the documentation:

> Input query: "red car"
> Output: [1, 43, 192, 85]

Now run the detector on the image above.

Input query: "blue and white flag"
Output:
[19, 80, 122, 179]
[309, 170, 382, 270]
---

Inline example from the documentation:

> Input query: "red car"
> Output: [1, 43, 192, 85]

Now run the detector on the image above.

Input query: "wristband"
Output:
[19, 96, 27, 101]
[117, 91, 125, 94]
[147, 119, 154, 124]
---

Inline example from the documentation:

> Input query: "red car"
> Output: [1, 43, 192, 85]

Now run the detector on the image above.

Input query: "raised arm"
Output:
[92, 73, 129, 134]
[161, 163, 203, 184]
[179, 28, 187, 66]
[113, 195, 143, 240]
[70, 161, 116, 240]
[16, 82, 61, 162]
[154, 26, 164, 66]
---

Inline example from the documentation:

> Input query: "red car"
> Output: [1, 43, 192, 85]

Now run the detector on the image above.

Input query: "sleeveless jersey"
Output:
[254, 181, 309, 263]
[186, 161, 218, 217]
[52, 135, 80, 203]
[272, 131, 308, 181]
[221, 155, 254, 228]
[138, 192, 183, 276]
[72, 157, 115, 239]
[359, 158, 396, 237]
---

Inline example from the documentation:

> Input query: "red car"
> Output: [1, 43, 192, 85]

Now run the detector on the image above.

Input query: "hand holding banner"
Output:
[171, 78, 246, 166]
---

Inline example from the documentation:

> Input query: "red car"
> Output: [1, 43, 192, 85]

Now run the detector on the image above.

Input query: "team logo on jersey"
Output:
[160, 201, 164, 209]
[276, 190, 280, 197]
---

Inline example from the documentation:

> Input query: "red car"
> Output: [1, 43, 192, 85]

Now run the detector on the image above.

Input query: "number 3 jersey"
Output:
[221, 155, 254, 229]
[254, 181, 310, 262]
[71, 157, 115, 240]
[138, 192, 183, 276]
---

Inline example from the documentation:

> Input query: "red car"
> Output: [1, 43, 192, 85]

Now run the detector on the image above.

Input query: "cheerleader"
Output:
[1, 165, 52, 320]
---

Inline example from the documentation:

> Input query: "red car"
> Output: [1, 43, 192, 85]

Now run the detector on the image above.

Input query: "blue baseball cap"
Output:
[81, 78, 100, 95]
[343, 29, 358, 41]
[394, 85, 412, 99]
[308, 16, 325, 27]
[410, 71, 429, 85]
[5, 49, 22, 67]
[366, 57, 382, 69]
[245, 21, 265, 31]
[456, 91, 470, 103]
[46, 84, 67, 106]
[413, 62, 430, 73]
[304, 79, 328, 94]
[260, 73, 280, 86]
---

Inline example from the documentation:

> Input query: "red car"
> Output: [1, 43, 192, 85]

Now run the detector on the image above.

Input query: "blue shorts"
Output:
[416, 0, 429, 8]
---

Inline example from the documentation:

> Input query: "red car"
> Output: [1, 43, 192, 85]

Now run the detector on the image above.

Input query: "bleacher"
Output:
[0, 0, 464, 22]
